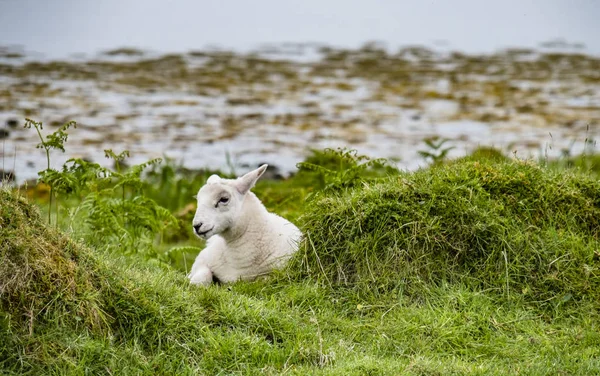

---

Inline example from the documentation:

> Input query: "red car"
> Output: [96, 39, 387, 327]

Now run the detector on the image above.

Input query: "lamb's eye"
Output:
[216, 197, 229, 207]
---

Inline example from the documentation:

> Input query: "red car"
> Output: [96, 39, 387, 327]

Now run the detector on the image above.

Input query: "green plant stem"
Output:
[34, 124, 53, 225]
[122, 185, 126, 227]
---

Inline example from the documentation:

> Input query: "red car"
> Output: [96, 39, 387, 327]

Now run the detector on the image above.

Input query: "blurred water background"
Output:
[1, 0, 599, 183]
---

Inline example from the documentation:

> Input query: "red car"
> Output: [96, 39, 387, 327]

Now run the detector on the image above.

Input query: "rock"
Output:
[0, 170, 15, 183]
[6, 119, 19, 129]
[258, 163, 284, 180]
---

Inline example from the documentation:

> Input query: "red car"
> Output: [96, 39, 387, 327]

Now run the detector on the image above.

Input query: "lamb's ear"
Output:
[235, 164, 268, 195]
[207, 174, 221, 184]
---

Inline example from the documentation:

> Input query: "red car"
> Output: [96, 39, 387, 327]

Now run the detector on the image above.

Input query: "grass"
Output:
[1, 151, 600, 374]
[292, 158, 600, 306]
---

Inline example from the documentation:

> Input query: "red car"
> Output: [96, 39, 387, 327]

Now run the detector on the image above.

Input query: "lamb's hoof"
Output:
[189, 277, 211, 286]
[188, 268, 213, 286]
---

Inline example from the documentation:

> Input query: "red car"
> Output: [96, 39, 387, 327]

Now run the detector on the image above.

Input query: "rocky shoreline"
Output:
[1, 43, 598, 184]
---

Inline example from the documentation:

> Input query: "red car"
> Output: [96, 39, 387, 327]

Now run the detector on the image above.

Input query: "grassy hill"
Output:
[1, 156, 600, 375]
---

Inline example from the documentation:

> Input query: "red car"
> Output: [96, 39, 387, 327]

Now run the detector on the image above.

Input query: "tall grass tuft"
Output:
[291, 158, 600, 307]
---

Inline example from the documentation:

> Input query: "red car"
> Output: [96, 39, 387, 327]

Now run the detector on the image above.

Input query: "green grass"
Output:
[2, 154, 600, 374]
[292, 158, 600, 306]
[546, 153, 600, 178]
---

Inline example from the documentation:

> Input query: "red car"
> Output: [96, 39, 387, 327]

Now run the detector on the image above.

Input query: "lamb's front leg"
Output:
[188, 249, 215, 285]
[188, 262, 213, 285]
[188, 238, 223, 285]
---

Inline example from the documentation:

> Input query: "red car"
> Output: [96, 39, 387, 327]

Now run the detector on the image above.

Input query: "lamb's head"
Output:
[192, 164, 268, 239]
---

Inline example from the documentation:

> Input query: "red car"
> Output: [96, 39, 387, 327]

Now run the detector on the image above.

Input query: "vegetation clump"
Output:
[294, 158, 600, 306]
[0, 189, 110, 365]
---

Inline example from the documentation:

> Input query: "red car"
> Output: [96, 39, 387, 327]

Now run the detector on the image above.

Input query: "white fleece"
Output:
[188, 165, 301, 285]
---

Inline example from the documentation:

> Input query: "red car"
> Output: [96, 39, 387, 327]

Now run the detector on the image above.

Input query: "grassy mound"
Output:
[0, 189, 327, 374]
[0, 189, 111, 331]
[294, 159, 600, 305]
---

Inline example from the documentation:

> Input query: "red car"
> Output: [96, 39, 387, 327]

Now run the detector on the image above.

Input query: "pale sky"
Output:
[0, 0, 598, 57]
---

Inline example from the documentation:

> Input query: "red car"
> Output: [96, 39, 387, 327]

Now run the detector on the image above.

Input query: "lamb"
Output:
[188, 164, 302, 285]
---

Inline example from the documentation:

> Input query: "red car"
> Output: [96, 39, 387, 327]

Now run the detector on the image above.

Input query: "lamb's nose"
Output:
[193, 223, 202, 233]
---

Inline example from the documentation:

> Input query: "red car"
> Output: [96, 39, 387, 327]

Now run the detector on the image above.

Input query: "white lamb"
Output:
[188, 164, 302, 285]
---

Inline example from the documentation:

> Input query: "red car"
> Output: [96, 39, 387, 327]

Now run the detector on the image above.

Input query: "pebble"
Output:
[6, 119, 19, 129]
[0, 170, 15, 183]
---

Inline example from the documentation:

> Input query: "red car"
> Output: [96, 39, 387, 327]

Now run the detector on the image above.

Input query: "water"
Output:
[1, 43, 598, 184]
[1, 1, 599, 184]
